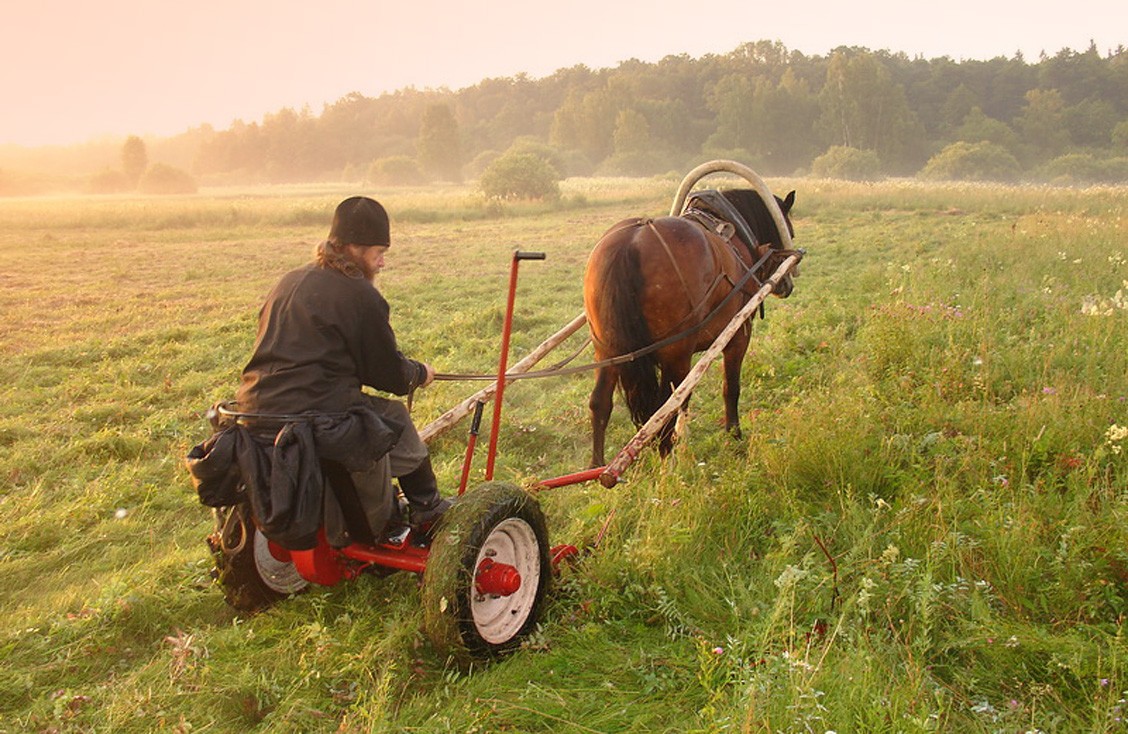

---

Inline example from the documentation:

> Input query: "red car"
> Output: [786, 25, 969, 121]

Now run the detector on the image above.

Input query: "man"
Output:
[234, 196, 449, 547]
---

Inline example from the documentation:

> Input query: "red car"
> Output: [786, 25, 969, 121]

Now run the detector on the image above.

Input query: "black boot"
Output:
[397, 456, 451, 525]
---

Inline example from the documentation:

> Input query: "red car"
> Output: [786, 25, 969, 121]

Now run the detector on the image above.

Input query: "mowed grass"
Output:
[1, 177, 1127, 732]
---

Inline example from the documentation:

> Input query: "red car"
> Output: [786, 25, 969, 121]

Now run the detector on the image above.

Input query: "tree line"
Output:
[3, 40, 1127, 195]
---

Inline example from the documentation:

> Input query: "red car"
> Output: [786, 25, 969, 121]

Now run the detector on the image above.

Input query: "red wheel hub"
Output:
[475, 558, 521, 597]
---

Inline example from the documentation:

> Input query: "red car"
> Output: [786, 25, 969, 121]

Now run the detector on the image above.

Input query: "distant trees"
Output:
[817, 51, 926, 173]
[367, 155, 426, 186]
[139, 163, 197, 194]
[13, 39, 1128, 194]
[416, 103, 462, 182]
[121, 135, 148, 187]
[87, 135, 197, 194]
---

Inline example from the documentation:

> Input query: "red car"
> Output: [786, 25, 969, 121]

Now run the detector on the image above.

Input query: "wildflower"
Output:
[712, 646, 724, 655]
[993, 475, 1009, 487]
[1107, 424, 1128, 455]
[1101, 678, 1111, 687]
[774, 565, 808, 590]
[1042, 386, 1056, 395]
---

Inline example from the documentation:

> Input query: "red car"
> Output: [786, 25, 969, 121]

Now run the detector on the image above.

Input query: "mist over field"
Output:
[2, 40, 1127, 197]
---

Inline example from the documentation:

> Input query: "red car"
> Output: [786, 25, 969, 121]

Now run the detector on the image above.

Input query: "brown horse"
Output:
[583, 188, 797, 467]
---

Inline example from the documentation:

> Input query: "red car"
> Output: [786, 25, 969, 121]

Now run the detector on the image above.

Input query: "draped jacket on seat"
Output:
[186, 398, 404, 550]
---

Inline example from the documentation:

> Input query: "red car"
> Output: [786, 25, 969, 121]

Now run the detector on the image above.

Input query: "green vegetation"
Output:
[811, 145, 882, 181]
[919, 141, 1024, 182]
[479, 152, 562, 200]
[1, 178, 1127, 732]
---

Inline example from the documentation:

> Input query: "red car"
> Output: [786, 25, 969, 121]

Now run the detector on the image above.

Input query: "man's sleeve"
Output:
[350, 287, 426, 396]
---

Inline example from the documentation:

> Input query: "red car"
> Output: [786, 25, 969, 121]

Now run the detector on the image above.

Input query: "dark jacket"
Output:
[186, 399, 404, 549]
[236, 263, 428, 414]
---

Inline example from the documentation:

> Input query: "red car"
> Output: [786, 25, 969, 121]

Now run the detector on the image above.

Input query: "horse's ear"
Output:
[782, 190, 796, 213]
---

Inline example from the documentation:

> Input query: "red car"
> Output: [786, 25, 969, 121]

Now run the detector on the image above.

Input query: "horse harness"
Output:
[431, 195, 790, 384]
[642, 191, 774, 339]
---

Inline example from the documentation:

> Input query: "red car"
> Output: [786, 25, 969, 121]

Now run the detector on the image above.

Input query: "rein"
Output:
[432, 246, 789, 383]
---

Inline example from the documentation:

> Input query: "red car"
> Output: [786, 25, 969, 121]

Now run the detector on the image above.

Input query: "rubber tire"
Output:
[421, 482, 551, 662]
[207, 502, 309, 613]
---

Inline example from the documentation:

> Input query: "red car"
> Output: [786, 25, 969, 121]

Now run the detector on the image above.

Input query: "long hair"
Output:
[313, 238, 364, 278]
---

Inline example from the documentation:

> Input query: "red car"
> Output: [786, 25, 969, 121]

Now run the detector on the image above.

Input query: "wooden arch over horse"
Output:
[583, 161, 800, 467]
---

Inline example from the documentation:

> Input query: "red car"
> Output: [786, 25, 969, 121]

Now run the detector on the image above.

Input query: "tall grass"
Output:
[1, 178, 1126, 732]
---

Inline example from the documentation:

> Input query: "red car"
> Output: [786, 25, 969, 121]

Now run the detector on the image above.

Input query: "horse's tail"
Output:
[590, 232, 664, 428]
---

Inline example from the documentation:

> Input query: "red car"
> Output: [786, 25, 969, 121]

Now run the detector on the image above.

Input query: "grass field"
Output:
[1, 176, 1127, 732]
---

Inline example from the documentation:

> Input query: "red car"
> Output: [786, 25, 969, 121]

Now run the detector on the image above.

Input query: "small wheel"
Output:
[207, 502, 309, 612]
[422, 482, 550, 661]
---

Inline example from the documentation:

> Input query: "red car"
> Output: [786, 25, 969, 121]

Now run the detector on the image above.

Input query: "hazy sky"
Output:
[2, 0, 1124, 147]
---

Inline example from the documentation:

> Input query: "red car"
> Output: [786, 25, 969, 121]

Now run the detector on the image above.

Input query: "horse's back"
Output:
[584, 215, 732, 358]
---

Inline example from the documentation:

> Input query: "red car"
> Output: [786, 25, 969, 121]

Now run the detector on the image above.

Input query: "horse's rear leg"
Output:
[589, 365, 618, 468]
[658, 356, 691, 456]
[721, 329, 751, 439]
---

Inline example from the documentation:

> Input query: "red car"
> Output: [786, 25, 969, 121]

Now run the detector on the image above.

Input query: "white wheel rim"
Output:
[253, 531, 309, 594]
[470, 517, 542, 645]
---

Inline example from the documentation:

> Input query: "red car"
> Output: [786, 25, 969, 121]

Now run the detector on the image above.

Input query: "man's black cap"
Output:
[329, 196, 390, 246]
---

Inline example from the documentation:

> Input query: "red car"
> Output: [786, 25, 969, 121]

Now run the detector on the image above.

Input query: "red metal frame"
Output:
[484, 251, 542, 480]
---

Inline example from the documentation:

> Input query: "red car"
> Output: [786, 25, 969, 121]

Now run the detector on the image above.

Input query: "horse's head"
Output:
[775, 190, 796, 242]
[758, 190, 797, 298]
[753, 242, 797, 298]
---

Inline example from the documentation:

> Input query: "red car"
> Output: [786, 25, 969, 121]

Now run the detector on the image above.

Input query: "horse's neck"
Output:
[682, 190, 771, 252]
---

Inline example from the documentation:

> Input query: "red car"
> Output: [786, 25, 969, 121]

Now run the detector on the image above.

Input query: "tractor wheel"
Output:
[207, 502, 309, 612]
[422, 482, 550, 661]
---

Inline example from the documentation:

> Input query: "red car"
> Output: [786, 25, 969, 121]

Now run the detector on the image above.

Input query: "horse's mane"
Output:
[720, 189, 786, 247]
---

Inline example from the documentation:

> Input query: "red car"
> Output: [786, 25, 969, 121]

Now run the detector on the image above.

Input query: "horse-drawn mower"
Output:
[189, 161, 803, 661]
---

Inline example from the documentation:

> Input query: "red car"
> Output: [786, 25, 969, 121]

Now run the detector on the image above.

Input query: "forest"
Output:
[2, 40, 1128, 193]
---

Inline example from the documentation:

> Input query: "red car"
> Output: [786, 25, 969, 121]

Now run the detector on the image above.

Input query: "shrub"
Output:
[88, 168, 131, 194]
[479, 152, 561, 200]
[1037, 153, 1106, 184]
[1114, 121, 1128, 152]
[138, 164, 198, 194]
[466, 150, 501, 179]
[918, 141, 1021, 182]
[504, 138, 567, 177]
[810, 146, 882, 181]
[367, 155, 427, 186]
[1037, 153, 1128, 185]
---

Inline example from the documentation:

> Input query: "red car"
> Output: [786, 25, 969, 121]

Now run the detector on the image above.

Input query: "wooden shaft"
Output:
[599, 254, 801, 488]
[418, 312, 588, 443]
